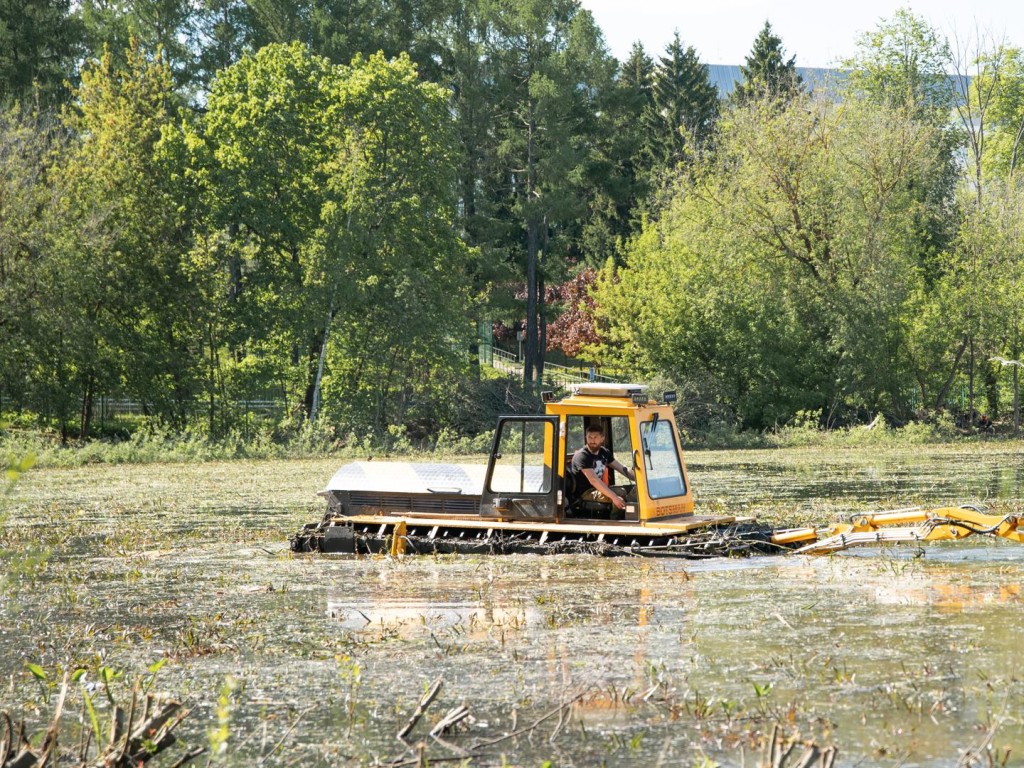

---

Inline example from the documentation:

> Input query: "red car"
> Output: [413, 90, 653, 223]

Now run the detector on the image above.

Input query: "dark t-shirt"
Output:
[570, 445, 614, 496]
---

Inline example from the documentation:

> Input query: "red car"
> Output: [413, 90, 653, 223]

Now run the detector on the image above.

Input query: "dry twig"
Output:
[397, 678, 444, 741]
[429, 705, 470, 737]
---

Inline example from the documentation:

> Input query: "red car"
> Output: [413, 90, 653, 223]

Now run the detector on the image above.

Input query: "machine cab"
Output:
[480, 384, 695, 524]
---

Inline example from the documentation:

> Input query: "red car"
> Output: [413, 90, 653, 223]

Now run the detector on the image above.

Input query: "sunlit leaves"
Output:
[4, 452, 36, 485]
[842, 8, 955, 121]
[42, 41, 200, 437]
[597, 91, 955, 429]
[975, 46, 1024, 178]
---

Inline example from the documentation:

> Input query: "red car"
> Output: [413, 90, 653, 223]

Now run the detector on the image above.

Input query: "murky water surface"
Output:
[2, 446, 1023, 766]
[689, 444, 1024, 519]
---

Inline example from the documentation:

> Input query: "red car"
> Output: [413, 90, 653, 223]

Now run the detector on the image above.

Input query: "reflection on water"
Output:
[3, 541, 1024, 766]
[1, 449, 1023, 765]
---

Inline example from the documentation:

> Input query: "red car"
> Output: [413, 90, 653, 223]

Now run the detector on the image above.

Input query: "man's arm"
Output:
[582, 468, 626, 510]
[610, 459, 635, 482]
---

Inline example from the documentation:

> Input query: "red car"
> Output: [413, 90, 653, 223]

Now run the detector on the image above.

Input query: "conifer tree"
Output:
[578, 41, 656, 264]
[77, 0, 197, 92]
[620, 40, 655, 106]
[641, 32, 718, 172]
[481, 0, 614, 388]
[731, 20, 802, 105]
[0, 0, 78, 105]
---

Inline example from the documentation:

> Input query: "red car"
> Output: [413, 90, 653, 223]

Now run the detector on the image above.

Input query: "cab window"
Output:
[639, 419, 686, 499]
[565, 415, 634, 481]
[489, 419, 553, 494]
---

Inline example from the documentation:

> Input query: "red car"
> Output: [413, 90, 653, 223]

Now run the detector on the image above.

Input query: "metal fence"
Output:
[486, 348, 619, 387]
[93, 397, 285, 424]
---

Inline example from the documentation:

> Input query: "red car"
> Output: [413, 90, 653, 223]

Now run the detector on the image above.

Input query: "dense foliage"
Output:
[595, 95, 954, 428]
[1, 2, 1023, 444]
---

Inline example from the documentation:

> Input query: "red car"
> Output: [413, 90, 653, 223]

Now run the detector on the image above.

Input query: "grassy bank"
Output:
[3, 412, 1021, 471]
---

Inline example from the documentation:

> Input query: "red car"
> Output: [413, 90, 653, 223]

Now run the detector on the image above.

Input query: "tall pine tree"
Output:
[641, 32, 718, 174]
[731, 20, 802, 106]
[0, 0, 78, 105]
[483, 0, 615, 388]
[76, 0, 197, 93]
[578, 41, 656, 265]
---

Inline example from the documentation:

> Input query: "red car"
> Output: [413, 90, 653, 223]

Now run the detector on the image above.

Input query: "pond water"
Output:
[1, 445, 1023, 766]
[690, 444, 1024, 525]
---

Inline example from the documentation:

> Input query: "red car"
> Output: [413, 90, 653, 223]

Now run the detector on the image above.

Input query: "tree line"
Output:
[596, 13, 1024, 433]
[0, 3, 1022, 441]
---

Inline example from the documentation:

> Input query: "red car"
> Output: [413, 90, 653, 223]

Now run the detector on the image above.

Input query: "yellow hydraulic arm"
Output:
[771, 506, 1024, 555]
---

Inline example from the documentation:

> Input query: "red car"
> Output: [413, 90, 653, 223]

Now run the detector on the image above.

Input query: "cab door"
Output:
[636, 411, 694, 518]
[480, 416, 560, 520]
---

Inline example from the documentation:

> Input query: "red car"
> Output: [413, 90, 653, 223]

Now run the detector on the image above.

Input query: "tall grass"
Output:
[684, 410, 991, 450]
[0, 419, 498, 468]
[3, 407, 1013, 468]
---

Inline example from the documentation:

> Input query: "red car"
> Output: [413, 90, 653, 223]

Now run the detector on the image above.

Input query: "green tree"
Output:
[192, 44, 472, 430]
[843, 8, 954, 121]
[941, 36, 1016, 420]
[428, 1, 513, 384]
[80, 0, 190, 82]
[964, 45, 1024, 432]
[191, 0, 252, 90]
[76, 0, 132, 69]
[435, 0, 501, 263]
[939, 182, 1024, 425]
[314, 50, 473, 431]
[0, 0, 79, 105]
[0, 108, 63, 411]
[843, 8, 960, 288]
[44, 41, 198, 438]
[191, 42, 341, 421]
[971, 47, 1024, 179]
[308, 0, 451, 77]
[578, 41, 656, 265]
[481, 0, 616, 389]
[620, 41, 655, 105]
[231, 0, 452, 80]
[730, 20, 802, 106]
[641, 32, 719, 174]
[595, 187, 812, 429]
[596, 92, 954, 429]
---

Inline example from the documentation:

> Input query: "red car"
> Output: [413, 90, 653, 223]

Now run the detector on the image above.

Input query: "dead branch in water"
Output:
[761, 723, 838, 768]
[1, 675, 194, 768]
[396, 677, 444, 741]
[381, 690, 586, 767]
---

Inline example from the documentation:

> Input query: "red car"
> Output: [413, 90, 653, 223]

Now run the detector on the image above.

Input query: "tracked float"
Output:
[291, 384, 1024, 558]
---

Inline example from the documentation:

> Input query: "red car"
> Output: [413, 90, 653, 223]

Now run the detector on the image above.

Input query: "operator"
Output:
[570, 423, 636, 511]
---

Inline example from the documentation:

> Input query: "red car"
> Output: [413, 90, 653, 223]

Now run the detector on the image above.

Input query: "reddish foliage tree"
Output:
[546, 268, 601, 357]
[492, 319, 518, 344]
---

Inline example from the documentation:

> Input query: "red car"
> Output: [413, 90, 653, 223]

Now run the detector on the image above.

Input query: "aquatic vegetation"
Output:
[0, 447, 1022, 764]
[1, 660, 197, 768]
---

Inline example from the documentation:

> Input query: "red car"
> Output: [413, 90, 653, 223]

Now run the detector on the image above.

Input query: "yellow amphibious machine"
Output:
[290, 384, 1024, 558]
